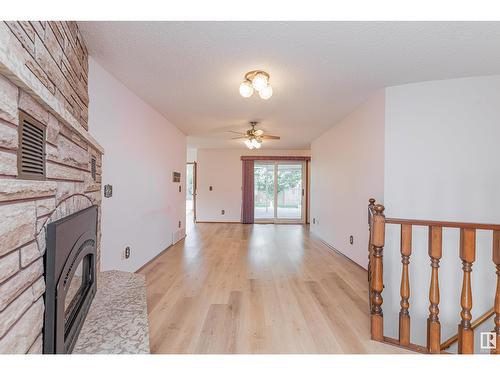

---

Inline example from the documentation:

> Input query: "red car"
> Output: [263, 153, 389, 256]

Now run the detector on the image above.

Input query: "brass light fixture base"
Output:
[244, 70, 270, 83]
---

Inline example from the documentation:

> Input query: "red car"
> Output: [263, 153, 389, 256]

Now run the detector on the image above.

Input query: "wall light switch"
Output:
[209, 186, 213, 191]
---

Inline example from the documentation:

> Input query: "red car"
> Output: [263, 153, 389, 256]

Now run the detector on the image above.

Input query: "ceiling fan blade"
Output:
[261, 135, 281, 140]
[231, 136, 248, 140]
[227, 130, 246, 135]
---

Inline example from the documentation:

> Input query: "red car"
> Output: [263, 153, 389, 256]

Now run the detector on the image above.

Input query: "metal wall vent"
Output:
[18, 112, 46, 180]
[91, 156, 96, 181]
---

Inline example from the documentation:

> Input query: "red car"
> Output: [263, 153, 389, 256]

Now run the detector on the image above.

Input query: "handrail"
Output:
[440, 308, 495, 351]
[385, 217, 500, 231]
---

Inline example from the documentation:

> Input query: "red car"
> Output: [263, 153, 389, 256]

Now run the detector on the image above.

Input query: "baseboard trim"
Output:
[314, 235, 368, 273]
[134, 235, 186, 274]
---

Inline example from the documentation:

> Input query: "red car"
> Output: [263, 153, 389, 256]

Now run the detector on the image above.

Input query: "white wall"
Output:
[383, 75, 500, 351]
[89, 58, 186, 272]
[310, 91, 385, 268]
[196, 148, 310, 222]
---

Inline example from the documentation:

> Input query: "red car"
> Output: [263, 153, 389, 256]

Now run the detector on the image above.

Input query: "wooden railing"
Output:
[367, 199, 500, 354]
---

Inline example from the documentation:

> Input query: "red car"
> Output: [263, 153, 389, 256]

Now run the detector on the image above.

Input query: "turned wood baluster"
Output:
[399, 224, 412, 346]
[370, 204, 385, 341]
[368, 200, 376, 277]
[458, 228, 476, 354]
[427, 226, 442, 353]
[367, 198, 376, 311]
[492, 230, 500, 354]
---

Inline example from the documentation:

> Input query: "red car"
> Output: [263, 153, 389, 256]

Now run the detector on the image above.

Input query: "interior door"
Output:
[186, 162, 197, 222]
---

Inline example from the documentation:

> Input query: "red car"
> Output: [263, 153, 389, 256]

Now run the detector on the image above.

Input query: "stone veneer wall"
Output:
[0, 21, 103, 354]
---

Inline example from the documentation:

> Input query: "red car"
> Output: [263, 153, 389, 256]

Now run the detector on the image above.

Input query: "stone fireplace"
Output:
[0, 21, 103, 353]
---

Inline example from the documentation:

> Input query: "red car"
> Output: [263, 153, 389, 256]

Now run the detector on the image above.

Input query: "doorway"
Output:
[186, 162, 197, 222]
[254, 161, 305, 223]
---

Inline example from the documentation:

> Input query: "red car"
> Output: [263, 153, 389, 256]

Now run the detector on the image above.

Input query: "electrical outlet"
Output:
[178, 220, 181, 228]
[179, 185, 182, 193]
[209, 186, 213, 191]
[349, 235, 354, 245]
[125, 246, 131, 259]
[221, 209, 225, 215]
[313, 218, 316, 224]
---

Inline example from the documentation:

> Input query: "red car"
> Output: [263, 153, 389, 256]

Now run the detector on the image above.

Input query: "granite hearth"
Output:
[72, 270, 150, 354]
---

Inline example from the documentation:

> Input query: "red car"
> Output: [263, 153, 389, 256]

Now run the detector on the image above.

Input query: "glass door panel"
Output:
[277, 163, 303, 220]
[254, 161, 305, 223]
[254, 163, 275, 220]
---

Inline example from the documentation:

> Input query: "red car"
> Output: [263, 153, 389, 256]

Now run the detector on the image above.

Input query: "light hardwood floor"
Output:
[138, 222, 409, 354]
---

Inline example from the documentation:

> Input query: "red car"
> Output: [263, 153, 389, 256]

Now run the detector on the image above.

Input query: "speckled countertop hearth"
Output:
[72, 270, 150, 354]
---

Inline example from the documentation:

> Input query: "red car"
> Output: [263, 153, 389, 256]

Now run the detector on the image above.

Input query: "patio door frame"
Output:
[254, 160, 306, 224]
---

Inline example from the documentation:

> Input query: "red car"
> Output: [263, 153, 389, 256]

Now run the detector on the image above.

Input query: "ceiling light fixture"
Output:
[244, 137, 262, 150]
[230, 121, 280, 150]
[239, 70, 273, 100]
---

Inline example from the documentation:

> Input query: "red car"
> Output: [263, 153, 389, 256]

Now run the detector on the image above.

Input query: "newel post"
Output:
[370, 204, 385, 341]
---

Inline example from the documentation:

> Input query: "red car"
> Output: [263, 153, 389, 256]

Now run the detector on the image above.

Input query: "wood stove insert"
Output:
[43, 205, 98, 354]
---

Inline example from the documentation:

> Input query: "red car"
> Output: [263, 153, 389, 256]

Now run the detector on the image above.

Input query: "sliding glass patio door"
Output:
[254, 161, 305, 223]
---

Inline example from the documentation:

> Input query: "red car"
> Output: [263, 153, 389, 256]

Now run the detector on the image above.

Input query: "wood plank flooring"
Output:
[138, 222, 409, 354]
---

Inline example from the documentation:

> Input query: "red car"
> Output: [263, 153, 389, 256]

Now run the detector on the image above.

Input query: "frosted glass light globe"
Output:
[239, 81, 254, 98]
[244, 139, 254, 149]
[258, 84, 273, 100]
[254, 140, 262, 149]
[252, 73, 268, 91]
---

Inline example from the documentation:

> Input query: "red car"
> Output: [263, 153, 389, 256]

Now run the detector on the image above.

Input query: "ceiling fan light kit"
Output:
[244, 138, 262, 149]
[239, 70, 273, 100]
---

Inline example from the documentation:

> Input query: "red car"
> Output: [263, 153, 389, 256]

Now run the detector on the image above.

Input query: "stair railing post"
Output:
[427, 226, 443, 353]
[370, 204, 385, 341]
[458, 228, 476, 354]
[368, 198, 376, 308]
[399, 224, 412, 346]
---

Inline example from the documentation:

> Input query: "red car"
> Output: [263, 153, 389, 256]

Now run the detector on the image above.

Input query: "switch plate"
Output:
[104, 184, 113, 198]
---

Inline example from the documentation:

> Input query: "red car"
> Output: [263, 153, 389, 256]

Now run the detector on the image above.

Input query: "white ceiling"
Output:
[79, 21, 500, 149]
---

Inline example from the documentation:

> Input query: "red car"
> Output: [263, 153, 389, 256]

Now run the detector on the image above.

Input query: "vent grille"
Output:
[18, 112, 46, 180]
[91, 157, 96, 181]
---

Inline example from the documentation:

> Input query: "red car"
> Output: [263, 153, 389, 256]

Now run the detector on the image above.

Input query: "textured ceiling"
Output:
[79, 21, 500, 149]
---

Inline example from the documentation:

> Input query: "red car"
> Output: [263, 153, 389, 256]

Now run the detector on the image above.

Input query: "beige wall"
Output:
[89, 58, 186, 272]
[196, 148, 310, 222]
[310, 90, 385, 268]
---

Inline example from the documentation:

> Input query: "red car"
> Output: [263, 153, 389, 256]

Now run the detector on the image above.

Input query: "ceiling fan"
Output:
[229, 121, 280, 149]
